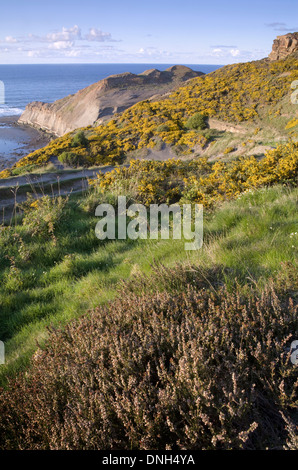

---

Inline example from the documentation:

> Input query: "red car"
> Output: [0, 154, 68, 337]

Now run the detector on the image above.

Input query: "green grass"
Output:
[0, 184, 297, 385]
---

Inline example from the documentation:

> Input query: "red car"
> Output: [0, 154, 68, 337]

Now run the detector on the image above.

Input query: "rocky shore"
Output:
[0, 116, 51, 170]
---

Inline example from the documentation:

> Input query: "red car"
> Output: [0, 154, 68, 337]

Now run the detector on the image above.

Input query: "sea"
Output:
[0, 64, 222, 165]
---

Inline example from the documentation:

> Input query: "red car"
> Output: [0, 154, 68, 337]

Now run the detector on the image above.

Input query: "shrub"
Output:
[22, 194, 69, 241]
[285, 118, 298, 130]
[0, 169, 12, 179]
[224, 146, 235, 155]
[71, 131, 88, 148]
[4, 256, 36, 292]
[58, 151, 85, 168]
[185, 113, 208, 130]
[0, 273, 297, 450]
[89, 141, 298, 207]
[156, 123, 170, 133]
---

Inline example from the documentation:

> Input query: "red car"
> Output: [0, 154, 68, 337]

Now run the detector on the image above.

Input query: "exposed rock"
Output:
[208, 118, 247, 134]
[269, 32, 298, 60]
[19, 66, 203, 137]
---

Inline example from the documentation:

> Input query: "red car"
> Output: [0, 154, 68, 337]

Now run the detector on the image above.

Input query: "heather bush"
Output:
[0, 273, 297, 450]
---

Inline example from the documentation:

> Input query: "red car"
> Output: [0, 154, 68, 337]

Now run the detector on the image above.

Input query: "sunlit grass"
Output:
[0, 184, 297, 384]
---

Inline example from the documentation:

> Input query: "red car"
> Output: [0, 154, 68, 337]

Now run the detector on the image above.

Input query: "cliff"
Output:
[18, 66, 203, 137]
[269, 32, 298, 60]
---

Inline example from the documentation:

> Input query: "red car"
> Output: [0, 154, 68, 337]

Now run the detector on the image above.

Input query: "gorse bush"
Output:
[0, 268, 297, 450]
[223, 146, 235, 155]
[89, 141, 298, 206]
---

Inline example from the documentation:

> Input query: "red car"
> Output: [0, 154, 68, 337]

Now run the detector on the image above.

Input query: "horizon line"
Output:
[0, 62, 226, 66]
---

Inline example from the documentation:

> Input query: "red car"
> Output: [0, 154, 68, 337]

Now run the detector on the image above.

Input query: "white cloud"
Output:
[5, 36, 18, 43]
[230, 49, 240, 57]
[48, 41, 74, 50]
[212, 48, 224, 57]
[27, 50, 40, 58]
[211, 44, 238, 49]
[64, 49, 83, 57]
[137, 46, 172, 58]
[85, 28, 113, 42]
[0, 25, 120, 62]
[212, 47, 249, 60]
[47, 25, 81, 42]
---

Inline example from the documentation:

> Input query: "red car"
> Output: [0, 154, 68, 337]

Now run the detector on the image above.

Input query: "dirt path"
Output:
[0, 166, 114, 189]
[0, 165, 115, 221]
[208, 118, 248, 134]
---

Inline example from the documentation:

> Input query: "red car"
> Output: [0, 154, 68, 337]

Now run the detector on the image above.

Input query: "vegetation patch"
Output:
[0, 268, 297, 450]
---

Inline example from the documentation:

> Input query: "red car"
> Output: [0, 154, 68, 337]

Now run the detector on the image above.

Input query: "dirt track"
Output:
[0, 166, 115, 221]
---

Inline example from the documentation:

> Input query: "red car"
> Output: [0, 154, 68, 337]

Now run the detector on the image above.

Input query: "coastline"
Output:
[0, 115, 51, 170]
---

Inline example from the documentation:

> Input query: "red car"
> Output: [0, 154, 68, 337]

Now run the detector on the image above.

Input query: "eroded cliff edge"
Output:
[18, 66, 203, 137]
[269, 32, 298, 60]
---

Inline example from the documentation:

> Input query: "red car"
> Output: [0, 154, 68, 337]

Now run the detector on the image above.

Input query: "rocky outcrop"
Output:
[269, 32, 298, 60]
[19, 66, 203, 137]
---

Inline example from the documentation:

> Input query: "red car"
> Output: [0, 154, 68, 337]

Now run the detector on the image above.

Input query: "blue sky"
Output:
[0, 0, 297, 64]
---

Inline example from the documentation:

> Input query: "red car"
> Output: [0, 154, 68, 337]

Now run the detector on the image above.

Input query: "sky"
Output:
[0, 0, 297, 64]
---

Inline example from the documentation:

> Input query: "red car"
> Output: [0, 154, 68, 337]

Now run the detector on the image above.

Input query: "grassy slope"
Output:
[0, 183, 297, 385]
[0, 53, 297, 384]
[0, 52, 297, 451]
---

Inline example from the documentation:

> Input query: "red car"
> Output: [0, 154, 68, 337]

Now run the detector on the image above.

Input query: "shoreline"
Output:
[0, 116, 52, 170]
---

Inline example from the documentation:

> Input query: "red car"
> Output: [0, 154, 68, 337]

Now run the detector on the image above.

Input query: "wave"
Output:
[0, 106, 24, 117]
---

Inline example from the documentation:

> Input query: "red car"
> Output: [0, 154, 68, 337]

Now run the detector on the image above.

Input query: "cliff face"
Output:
[18, 66, 203, 137]
[269, 32, 298, 60]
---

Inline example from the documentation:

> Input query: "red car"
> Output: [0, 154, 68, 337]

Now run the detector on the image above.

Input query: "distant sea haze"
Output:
[0, 64, 222, 116]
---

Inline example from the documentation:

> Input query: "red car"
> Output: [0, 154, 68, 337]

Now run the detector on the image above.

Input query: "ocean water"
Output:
[0, 63, 222, 166]
[0, 64, 222, 116]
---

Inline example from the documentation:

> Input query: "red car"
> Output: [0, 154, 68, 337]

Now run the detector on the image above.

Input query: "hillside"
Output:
[18, 65, 203, 137]
[0, 140, 297, 448]
[2, 48, 297, 179]
[0, 34, 297, 450]
[0, 141, 297, 383]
